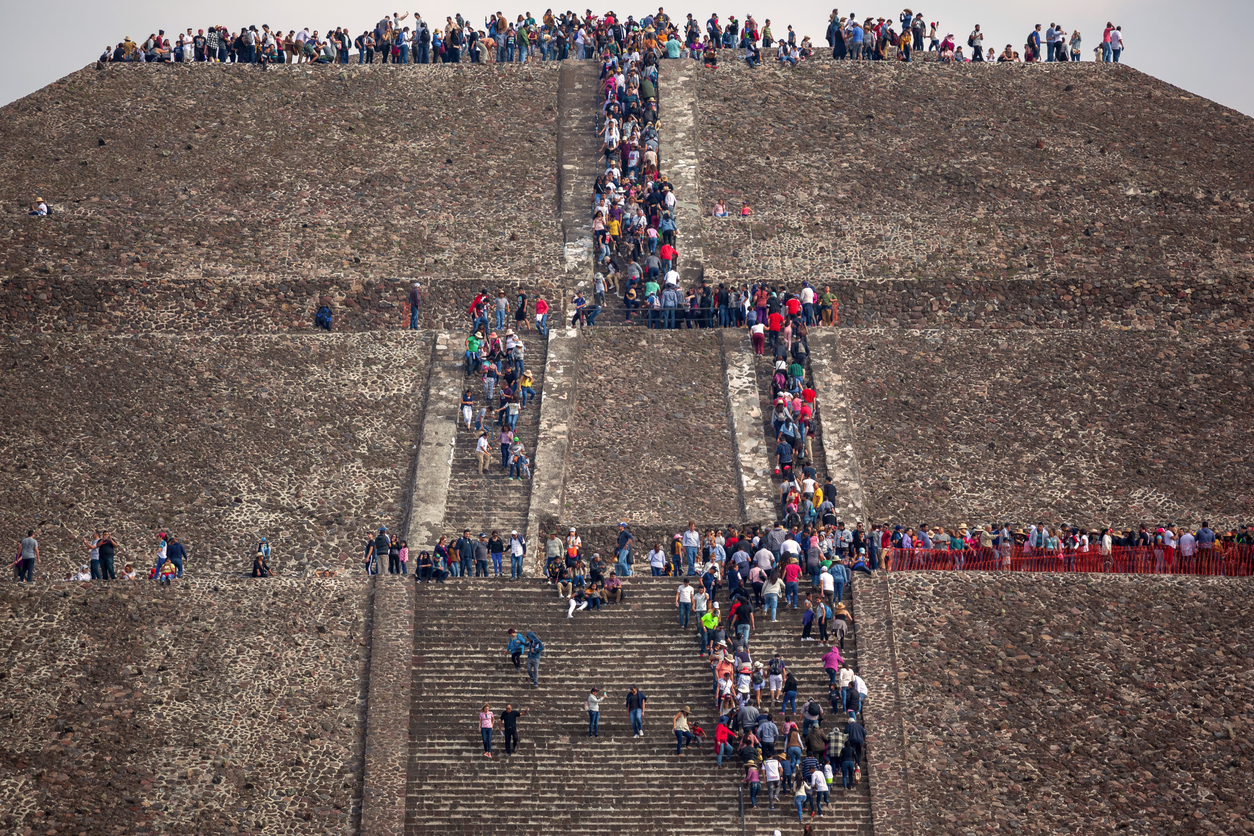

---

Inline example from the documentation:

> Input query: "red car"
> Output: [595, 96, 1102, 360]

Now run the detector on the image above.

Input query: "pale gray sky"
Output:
[2, 0, 1250, 118]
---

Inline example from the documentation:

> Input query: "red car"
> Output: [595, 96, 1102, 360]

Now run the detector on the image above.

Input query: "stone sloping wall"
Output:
[693, 61, 1254, 331]
[0, 331, 433, 580]
[823, 328, 1254, 530]
[359, 577, 415, 836]
[1, 64, 562, 281]
[0, 577, 369, 835]
[853, 573, 919, 836]
[0, 275, 565, 333]
[885, 572, 1254, 835]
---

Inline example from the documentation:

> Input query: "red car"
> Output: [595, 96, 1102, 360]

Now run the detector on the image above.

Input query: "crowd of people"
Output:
[531, 516, 872, 819]
[461, 288, 543, 485]
[95, 8, 1126, 69]
[820, 13, 1125, 64]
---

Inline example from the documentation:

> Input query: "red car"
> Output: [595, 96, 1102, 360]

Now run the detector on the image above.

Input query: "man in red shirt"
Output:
[801, 386, 817, 405]
[767, 310, 784, 348]
[785, 296, 801, 318]
[659, 242, 678, 273]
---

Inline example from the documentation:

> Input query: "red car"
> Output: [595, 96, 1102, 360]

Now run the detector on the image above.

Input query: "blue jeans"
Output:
[475, 560, 489, 578]
[735, 624, 751, 645]
[461, 557, 473, 576]
[678, 601, 691, 627]
[496, 309, 506, 329]
[675, 729, 694, 753]
[833, 580, 844, 605]
[663, 308, 676, 329]
[481, 728, 493, 752]
[18, 558, 34, 582]
[90, 559, 101, 580]
[842, 762, 856, 788]
[399, 44, 409, 63]
[684, 546, 698, 574]
[783, 691, 797, 713]
[537, 312, 548, 335]
[509, 460, 523, 478]
[170, 556, 184, 578]
[449, 560, 461, 577]
[588, 711, 599, 736]
[787, 745, 802, 770]
[510, 555, 523, 579]
[417, 43, 429, 63]
[698, 622, 710, 654]
[795, 795, 806, 822]
[717, 742, 733, 765]
[520, 386, 534, 407]
[785, 581, 799, 608]
[409, 306, 419, 329]
[491, 554, 503, 575]
[630, 709, 643, 735]
[764, 593, 778, 620]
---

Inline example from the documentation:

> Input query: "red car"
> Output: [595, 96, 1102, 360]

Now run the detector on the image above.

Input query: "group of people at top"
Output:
[821, 10, 1125, 64]
[98, 6, 1126, 69]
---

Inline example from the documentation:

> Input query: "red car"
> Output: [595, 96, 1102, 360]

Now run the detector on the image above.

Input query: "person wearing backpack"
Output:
[366, 527, 389, 575]
[968, 24, 983, 60]
[524, 631, 543, 686]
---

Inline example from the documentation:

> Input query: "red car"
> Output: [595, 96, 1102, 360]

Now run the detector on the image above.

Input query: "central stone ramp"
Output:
[405, 576, 871, 835]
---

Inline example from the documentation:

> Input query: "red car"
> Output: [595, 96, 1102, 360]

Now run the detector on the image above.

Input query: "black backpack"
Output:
[315, 306, 333, 331]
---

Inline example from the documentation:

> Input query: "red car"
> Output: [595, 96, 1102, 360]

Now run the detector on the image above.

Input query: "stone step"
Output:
[406, 572, 871, 835]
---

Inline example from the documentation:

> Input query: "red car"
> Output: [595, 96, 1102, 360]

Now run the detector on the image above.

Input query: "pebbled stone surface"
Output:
[826, 328, 1254, 529]
[693, 61, 1254, 329]
[564, 329, 739, 525]
[0, 63, 561, 281]
[0, 576, 368, 836]
[0, 332, 430, 578]
[887, 572, 1254, 836]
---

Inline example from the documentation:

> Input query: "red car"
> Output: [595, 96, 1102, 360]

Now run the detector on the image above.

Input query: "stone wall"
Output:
[1, 64, 562, 281]
[823, 328, 1254, 530]
[0, 332, 432, 579]
[359, 576, 415, 836]
[693, 61, 1254, 330]
[0, 576, 369, 835]
[852, 573, 919, 836]
[884, 572, 1254, 835]
[0, 275, 565, 333]
[564, 329, 741, 525]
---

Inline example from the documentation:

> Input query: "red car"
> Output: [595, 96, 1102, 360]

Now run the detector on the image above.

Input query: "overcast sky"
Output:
[2, 0, 1251, 118]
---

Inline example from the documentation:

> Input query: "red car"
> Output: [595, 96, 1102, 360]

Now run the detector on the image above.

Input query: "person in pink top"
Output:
[823, 645, 844, 686]
[479, 703, 497, 758]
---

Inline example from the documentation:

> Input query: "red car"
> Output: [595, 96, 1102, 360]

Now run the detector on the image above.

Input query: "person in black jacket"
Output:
[844, 710, 866, 764]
